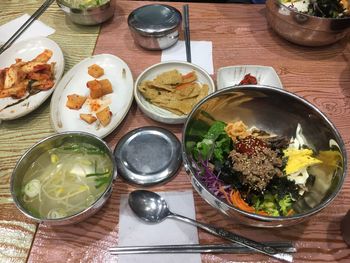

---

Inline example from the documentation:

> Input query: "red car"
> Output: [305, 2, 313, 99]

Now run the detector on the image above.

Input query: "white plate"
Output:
[134, 61, 216, 124]
[50, 54, 134, 138]
[217, 65, 283, 90]
[0, 37, 64, 120]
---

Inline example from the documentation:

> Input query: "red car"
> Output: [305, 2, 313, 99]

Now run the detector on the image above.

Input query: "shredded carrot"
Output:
[182, 72, 197, 83]
[230, 190, 255, 213]
[257, 210, 269, 216]
[176, 82, 193, 90]
[219, 186, 231, 204]
[221, 189, 271, 216]
[287, 209, 294, 216]
[182, 71, 195, 80]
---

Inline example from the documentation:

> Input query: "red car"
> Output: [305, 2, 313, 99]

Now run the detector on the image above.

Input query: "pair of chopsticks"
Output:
[109, 241, 296, 255]
[0, 0, 55, 55]
[183, 4, 191, 63]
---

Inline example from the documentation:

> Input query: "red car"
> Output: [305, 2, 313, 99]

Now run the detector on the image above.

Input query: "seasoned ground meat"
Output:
[229, 147, 283, 192]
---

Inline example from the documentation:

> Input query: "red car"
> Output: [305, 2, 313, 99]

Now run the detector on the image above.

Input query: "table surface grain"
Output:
[1, 1, 350, 263]
[0, 1, 100, 262]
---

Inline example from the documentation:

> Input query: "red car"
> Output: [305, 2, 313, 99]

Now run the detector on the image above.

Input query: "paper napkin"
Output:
[161, 40, 214, 74]
[0, 14, 55, 44]
[118, 190, 201, 263]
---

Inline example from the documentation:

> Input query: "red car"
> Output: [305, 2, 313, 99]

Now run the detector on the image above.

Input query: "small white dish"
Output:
[50, 54, 134, 138]
[134, 61, 215, 124]
[217, 65, 283, 90]
[0, 37, 64, 120]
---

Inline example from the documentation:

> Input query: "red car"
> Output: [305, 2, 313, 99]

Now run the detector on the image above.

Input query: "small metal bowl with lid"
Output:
[128, 4, 182, 50]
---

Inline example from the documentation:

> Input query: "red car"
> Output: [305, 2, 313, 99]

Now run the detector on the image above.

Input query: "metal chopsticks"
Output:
[183, 4, 191, 63]
[0, 0, 55, 55]
[109, 242, 296, 255]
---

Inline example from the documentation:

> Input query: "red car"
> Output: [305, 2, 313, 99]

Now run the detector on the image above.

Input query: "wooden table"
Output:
[1, 1, 350, 262]
[0, 1, 100, 262]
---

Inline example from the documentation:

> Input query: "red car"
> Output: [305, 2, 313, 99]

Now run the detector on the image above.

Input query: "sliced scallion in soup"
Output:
[20, 142, 112, 219]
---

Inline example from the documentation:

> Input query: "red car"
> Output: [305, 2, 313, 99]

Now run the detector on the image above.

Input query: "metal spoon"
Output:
[128, 190, 293, 262]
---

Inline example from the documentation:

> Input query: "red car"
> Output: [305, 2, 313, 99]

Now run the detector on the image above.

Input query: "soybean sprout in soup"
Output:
[21, 141, 113, 219]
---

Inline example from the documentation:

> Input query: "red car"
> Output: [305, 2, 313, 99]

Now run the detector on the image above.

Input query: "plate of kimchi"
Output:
[216, 65, 283, 90]
[0, 37, 64, 120]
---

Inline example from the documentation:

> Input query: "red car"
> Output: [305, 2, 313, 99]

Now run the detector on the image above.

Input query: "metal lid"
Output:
[128, 4, 182, 37]
[114, 126, 182, 186]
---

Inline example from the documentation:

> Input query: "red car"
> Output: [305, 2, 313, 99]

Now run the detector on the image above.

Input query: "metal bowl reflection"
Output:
[182, 85, 347, 227]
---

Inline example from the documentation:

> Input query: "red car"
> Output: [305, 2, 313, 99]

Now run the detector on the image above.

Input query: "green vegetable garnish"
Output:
[86, 161, 111, 188]
[278, 194, 294, 215]
[60, 143, 105, 155]
[94, 176, 111, 188]
[252, 193, 294, 216]
[193, 121, 232, 162]
[86, 171, 110, 177]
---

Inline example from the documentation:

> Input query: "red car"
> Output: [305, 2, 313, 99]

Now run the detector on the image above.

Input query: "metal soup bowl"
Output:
[265, 0, 350, 46]
[10, 132, 117, 225]
[56, 0, 115, 26]
[182, 85, 347, 227]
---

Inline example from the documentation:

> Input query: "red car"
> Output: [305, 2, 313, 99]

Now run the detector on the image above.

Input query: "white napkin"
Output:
[0, 14, 55, 44]
[161, 40, 214, 74]
[118, 190, 201, 263]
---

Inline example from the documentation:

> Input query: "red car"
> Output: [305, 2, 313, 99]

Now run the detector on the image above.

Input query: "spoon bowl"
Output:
[129, 190, 170, 223]
[128, 190, 293, 262]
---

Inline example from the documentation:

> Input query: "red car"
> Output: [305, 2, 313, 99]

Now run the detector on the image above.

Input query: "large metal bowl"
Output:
[10, 132, 117, 225]
[265, 0, 350, 46]
[56, 0, 115, 25]
[182, 85, 347, 227]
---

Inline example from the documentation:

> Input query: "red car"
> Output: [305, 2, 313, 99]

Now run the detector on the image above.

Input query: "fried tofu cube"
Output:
[66, 94, 87, 110]
[99, 79, 113, 95]
[88, 64, 104, 78]
[96, 106, 112, 127]
[80, 113, 97, 124]
[86, 79, 103, 99]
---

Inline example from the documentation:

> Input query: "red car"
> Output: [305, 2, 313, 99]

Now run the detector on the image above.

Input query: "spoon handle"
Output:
[168, 212, 292, 262]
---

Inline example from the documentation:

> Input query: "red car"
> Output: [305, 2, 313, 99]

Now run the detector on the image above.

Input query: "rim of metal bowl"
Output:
[182, 84, 348, 222]
[56, 0, 113, 14]
[10, 131, 116, 223]
[274, 0, 350, 21]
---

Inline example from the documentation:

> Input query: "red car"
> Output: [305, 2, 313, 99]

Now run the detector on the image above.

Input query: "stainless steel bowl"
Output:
[56, 0, 115, 25]
[10, 132, 117, 225]
[265, 0, 350, 46]
[128, 4, 182, 50]
[182, 85, 347, 227]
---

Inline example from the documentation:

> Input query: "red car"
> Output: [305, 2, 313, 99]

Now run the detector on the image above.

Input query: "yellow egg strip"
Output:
[284, 148, 322, 175]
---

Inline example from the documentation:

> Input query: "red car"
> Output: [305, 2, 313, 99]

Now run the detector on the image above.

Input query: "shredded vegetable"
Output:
[280, 0, 349, 18]
[191, 120, 340, 217]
